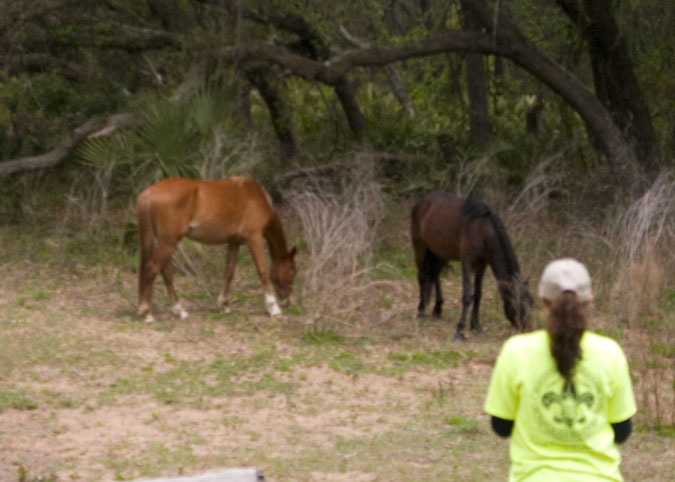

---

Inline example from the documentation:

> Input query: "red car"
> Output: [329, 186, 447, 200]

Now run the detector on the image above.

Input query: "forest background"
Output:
[0, 1, 673, 481]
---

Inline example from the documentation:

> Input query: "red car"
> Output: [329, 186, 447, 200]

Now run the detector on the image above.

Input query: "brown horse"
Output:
[136, 176, 297, 323]
[411, 191, 532, 341]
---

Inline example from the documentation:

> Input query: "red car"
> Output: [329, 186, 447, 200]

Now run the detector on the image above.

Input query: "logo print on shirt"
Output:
[532, 367, 605, 442]
[542, 380, 594, 428]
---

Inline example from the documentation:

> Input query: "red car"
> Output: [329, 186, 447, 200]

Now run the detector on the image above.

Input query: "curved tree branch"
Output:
[229, 26, 641, 180]
[0, 114, 138, 176]
[339, 25, 417, 119]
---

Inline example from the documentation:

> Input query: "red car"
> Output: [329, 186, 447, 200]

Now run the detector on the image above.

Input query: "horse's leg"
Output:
[470, 263, 486, 335]
[139, 241, 176, 323]
[415, 250, 434, 318]
[432, 269, 443, 318]
[218, 242, 239, 314]
[416, 271, 432, 318]
[161, 260, 188, 320]
[246, 235, 282, 316]
[139, 252, 160, 324]
[137, 207, 156, 323]
[138, 253, 152, 322]
[454, 262, 474, 342]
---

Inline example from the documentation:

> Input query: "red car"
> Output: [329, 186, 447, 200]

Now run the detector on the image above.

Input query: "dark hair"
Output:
[462, 198, 520, 278]
[546, 290, 587, 381]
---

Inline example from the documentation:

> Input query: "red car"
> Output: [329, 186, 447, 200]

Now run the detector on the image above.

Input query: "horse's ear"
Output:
[288, 246, 297, 258]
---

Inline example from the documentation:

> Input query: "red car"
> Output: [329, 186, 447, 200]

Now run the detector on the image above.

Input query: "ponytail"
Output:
[546, 290, 587, 381]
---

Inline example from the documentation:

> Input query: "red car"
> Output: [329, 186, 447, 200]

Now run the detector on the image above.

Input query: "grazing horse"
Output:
[411, 191, 533, 341]
[136, 176, 297, 323]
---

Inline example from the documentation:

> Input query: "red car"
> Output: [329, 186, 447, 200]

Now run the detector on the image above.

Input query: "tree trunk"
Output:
[556, 0, 659, 178]
[461, 0, 643, 183]
[460, 0, 492, 145]
[334, 78, 365, 139]
[244, 66, 298, 160]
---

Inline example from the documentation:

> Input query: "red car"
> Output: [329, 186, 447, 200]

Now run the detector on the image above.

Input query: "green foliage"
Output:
[75, 82, 262, 197]
[0, 72, 125, 159]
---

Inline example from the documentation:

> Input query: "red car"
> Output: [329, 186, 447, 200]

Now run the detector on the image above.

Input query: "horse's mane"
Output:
[462, 197, 520, 277]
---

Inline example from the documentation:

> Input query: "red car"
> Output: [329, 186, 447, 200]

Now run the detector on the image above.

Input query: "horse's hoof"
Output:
[472, 328, 486, 337]
[171, 303, 188, 320]
[453, 332, 466, 342]
[144, 314, 155, 324]
[416, 312, 426, 320]
[221, 306, 232, 315]
[265, 294, 282, 316]
[267, 302, 282, 316]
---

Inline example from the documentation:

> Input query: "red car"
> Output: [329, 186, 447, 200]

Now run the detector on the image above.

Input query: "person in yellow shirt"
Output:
[484, 258, 637, 481]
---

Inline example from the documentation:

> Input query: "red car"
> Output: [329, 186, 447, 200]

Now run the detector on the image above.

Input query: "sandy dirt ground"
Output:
[0, 259, 672, 482]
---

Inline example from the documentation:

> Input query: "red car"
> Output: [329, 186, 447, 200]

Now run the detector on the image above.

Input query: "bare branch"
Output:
[339, 25, 417, 119]
[0, 114, 138, 176]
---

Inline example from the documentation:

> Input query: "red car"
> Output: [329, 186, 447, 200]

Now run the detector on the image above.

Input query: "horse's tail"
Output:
[462, 198, 520, 277]
[411, 197, 432, 254]
[410, 198, 425, 245]
[136, 191, 155, 295]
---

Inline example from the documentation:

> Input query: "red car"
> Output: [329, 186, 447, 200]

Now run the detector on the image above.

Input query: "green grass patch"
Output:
[594, 327, 625, 342]
[102, 349, 297, 405]
[0, 387, 38, 412]
[660, 289, 675, 312]
[0, 328, 127, 379]
[106, 441, 198, 481]
[445, 415, 481, 434]
[328, 350, 365, 375]
[302, 329, 344, 346]
[651, 343, 675, 358]
[16, 466, 58, 482]
[654, 424, 675, 438]
[371, 248, 417, 280]
[386, 349, 462, 374]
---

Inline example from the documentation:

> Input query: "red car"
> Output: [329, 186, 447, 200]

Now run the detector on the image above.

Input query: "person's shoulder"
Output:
[584, 330, 622, 347]
[584, 331, 626, 356]
[502, 329, 547, 353]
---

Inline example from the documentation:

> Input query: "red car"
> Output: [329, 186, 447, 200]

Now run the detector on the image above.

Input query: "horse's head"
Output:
[503, 277, 534, 331]
[271, 246, 297, 306]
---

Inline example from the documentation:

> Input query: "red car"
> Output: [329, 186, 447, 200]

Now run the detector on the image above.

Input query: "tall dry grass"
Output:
[607, 171, 675, 323]
[604, 171, 675, 429]
[500, 166, 675, 429]
[285, 160, 399, 333]
[63, 160, 117, 232]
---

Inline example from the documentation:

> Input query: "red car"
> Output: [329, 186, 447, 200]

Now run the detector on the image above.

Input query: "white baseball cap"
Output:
[538, 258, 593, 302]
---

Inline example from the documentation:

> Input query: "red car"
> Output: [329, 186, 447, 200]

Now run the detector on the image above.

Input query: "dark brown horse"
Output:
[137, 176, 297, 323]
[411, 191, 532, 341]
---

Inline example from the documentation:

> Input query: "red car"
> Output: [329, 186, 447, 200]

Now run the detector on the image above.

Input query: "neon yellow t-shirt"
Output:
[484, 330, 637, 482]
